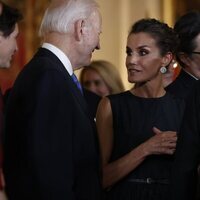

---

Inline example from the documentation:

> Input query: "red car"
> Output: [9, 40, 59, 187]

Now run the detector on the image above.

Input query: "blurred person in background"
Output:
[80, 60, 125, 97]
[166, 11, 200, 99]
[169, 10, 200, 200]
[0, 1, 22, 200]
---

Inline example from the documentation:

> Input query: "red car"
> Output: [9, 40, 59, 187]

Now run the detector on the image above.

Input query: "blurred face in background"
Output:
[81, 68, 110, 97]
[188, 34, 200, 79]
[179, 34, 200, 79]
[0, 23, 19, 68]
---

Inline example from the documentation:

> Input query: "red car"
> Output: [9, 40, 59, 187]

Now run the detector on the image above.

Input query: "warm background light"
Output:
[0, 0, 199, 93]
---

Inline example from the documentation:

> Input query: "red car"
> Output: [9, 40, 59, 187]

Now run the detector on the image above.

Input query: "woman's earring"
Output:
[160, 66, 167, 74]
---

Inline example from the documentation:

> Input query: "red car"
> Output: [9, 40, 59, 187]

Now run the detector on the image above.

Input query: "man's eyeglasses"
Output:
[192, 51, 200, 55]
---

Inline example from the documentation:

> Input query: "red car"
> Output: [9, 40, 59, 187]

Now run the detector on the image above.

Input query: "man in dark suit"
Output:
[171, 81, 200, 200]
[166, 11, 200, 99]
[168, 11, 200, 200]
[3, 0, 102, 200]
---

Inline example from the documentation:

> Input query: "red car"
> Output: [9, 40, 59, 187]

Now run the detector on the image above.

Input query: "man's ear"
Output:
[74, 19, 85, 41]
[161, 52, 173, 67]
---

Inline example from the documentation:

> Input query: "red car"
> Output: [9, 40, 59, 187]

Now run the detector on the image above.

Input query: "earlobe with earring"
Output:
[160, 66, 167, 74]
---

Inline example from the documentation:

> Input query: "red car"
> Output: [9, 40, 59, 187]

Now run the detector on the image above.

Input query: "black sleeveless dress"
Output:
[105, 91, 184, 200]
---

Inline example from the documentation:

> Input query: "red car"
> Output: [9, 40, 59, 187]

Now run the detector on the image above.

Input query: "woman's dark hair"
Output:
[0, 1, 23, 37]
[129, 18, 179, 56]
[174, 11, 200, 67]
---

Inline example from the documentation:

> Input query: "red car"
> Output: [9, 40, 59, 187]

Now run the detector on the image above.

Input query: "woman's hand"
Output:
[141, 126, 177, 156]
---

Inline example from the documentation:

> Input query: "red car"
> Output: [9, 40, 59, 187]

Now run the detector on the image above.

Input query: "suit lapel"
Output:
[36, 48, 89, 117]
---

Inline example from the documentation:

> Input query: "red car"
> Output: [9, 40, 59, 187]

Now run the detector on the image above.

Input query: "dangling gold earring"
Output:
[160, 66, 167, 74]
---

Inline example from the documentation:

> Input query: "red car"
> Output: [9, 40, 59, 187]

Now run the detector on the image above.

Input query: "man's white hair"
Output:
[39, 0, 99, 37]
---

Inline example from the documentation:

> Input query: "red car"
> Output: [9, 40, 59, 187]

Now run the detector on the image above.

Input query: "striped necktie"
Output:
[71, 73, 83, 94]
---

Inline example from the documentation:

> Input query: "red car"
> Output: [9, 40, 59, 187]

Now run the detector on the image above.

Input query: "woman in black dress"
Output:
[96, 19, 184, 200]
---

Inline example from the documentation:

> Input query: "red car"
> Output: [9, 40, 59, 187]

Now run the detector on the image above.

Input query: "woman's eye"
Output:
[139, 50, 148, 56]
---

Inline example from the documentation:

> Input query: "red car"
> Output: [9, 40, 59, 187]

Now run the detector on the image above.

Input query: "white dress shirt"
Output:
[42, 43, 73, 76]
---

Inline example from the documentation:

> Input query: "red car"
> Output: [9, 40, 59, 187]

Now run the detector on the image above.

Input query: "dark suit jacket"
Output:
[3, 48, 102, 200]
[83, 89, 101, 119]
[166, 69, 197, 100]
[171, 81, 200, 200]
[166, 70, 199, 200]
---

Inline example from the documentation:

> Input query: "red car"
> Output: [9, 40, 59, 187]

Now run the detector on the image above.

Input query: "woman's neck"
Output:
[131, 80, 166, 98]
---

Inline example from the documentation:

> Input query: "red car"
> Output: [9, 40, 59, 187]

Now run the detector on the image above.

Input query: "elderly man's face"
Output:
[0, 23, 19, 68]
[75, 9, 102, 68]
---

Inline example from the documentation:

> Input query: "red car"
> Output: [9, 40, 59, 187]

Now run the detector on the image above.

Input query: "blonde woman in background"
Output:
[80, 60, 125, 97]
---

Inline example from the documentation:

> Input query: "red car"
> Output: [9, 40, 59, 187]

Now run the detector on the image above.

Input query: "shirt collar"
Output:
[42, 43, 73, 76]
[183, 69, 199, 80]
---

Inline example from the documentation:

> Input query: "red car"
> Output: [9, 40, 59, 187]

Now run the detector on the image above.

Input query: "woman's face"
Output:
[126, 32, 167, 84]
[82, 69, 110, 97]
